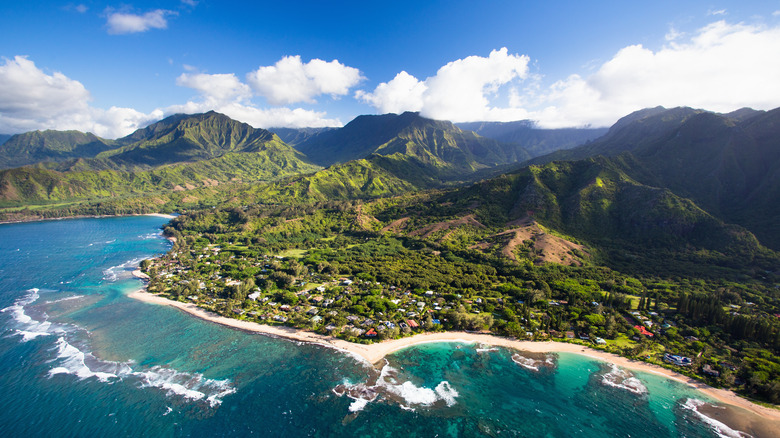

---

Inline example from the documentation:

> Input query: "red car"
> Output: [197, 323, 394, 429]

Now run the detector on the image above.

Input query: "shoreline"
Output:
[127, 288, 780, 423]
[0, 212, 176, 226]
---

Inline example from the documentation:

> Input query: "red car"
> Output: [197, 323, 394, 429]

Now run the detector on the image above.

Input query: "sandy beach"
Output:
[127, 289, 780, 426]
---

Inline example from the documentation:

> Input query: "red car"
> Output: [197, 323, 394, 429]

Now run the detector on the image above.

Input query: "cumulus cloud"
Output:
[176, 73, 252, 106]
[0, 56, 160, 137]
[0, 57, 343, 137]
[360, 21, 780, 128]
[247, 56, 363, 105]
[357, 48, 530, 122]
[530, 20, 780, 127]
[355, 71, 427, 114]
[106, 9, 173, 34]
[173, 71, 341, 128]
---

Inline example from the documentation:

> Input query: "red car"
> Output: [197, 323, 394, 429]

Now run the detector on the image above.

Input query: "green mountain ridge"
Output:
[294, 111, 530, 170]
[530, 106, 780, 249]
[0, 130, 116, 169]
[376, 156, 776, 278]
[0, 112, 320, 208]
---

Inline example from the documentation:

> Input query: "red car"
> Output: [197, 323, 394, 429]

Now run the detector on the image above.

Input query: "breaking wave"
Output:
[135, 366, 236, 407]
[2, 289, 67, 342]
[4, 288, 235, 407]
[333, 361, 459, 413]
[102, 257, 146, 282]
[681, 399, 752, 438]
[599, 363, 648, 395]
[511, 353, 556, 372]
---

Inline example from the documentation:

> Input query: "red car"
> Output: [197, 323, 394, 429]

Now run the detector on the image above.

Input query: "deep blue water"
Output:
[0, 216, 742, 437]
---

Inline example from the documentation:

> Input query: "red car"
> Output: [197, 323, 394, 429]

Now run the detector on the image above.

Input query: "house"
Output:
[406, 319, 420, 328]
[365, 328, 378, 337]
[702, 364, 720, 377]
[565, 331, 575, 339]
[248, 291, 261, 301]
[664, 353, 692, 366]
[634, 325, 654, 337]
[595, 337, 607, 345]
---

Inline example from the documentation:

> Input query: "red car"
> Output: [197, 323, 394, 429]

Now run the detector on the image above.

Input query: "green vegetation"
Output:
[4, 107, 780, 406]
[143, 199, 780, 404]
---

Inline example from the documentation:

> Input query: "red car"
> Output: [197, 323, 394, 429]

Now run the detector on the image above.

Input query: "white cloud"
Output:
[176, 73, 252, 106]
[106, 9, 174, 34]
[708, 9, 727, 16]
[530, 20, 780, 127]
[357, 48, 531, 122]
[75, 4, 88, 13]
[173, 71, 341, 128]
[0, 56, 342, 137]
[247, 56, 363, 105]
[359, 21, 780, 128]
[355, 71, 427, 114]
[0, 56, 160, 138]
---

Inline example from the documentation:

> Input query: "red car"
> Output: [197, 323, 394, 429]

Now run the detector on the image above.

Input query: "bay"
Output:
[0, 216, 736, 437]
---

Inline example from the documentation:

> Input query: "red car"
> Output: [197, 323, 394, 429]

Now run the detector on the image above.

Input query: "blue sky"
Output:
[1, 1, 780, 137]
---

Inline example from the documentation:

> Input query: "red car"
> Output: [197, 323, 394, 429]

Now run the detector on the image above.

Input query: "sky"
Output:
[1, 1, 780, 138]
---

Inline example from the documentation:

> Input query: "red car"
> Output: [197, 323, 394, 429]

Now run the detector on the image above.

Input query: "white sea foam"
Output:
[434, 381, 459, 407]
[6, 289, 236, 407]
[348, 397, 370, 413]
[17, 330, 51, 341]
[138, 232, 162, 240]
[681, 398, 752, 438]
[46, 337, 237, 406]
[511, 354, 540, 371]
[136, 366, 236, 407]
[600, 364, 648, 395]
[44, 295, 83, 304]
[2, 289, 67, 342]
[48, 337, 119, 382]
[102, 257, 146, 282]
[334, 361, 459, 412]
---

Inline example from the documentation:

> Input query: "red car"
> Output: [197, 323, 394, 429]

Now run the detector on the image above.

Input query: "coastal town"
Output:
[139, 232, 760, 396]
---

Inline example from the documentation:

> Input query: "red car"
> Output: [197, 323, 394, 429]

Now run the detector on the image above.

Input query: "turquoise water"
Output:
[0, 217, 736, 437]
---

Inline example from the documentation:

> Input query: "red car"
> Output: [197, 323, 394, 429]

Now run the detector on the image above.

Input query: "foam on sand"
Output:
[682, 398, 753, 438]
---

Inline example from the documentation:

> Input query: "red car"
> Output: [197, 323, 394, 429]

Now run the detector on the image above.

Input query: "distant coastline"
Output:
[0, 212, 176, 226]
[127, 285, 780, 429]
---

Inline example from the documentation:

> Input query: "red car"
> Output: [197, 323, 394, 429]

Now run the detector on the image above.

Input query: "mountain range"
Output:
[531, 106, 780, 249]
[1, 105, 779, 260]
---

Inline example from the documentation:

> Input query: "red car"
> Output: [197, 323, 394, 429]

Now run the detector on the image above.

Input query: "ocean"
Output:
[0, 216, 754, 437]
